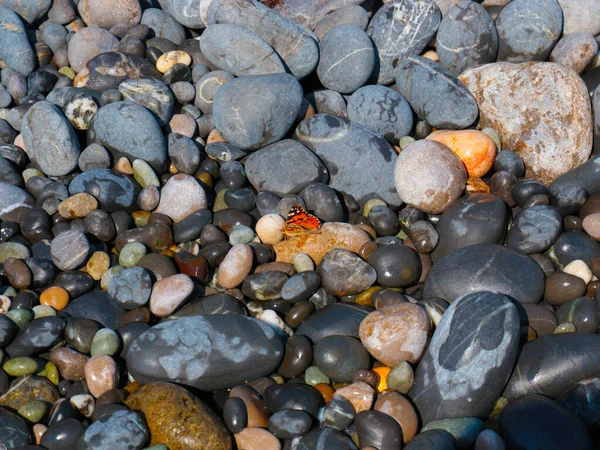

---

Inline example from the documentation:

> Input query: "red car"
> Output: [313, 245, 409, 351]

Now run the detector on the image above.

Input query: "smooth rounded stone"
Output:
[206, 0, 318, 80]
[154, 174, 207, 222]
[333, 381, 375, 413]
[277, 334, 313, 379]
[217, 244, 253, 289]
[108, 267, 152, 310]
[78, 143, 111, 172]
[3, 356, 38, 377]
[90, 328, 120, 356]
[316, 24, 374, 94]
[394, 140, 467, 214]
[305, 90, 347, 117]
[39, 418, 85, 450]
[557, 0, 600, 36]
[396, 56, 478, 129]
[424, 243, 545, 304]
[346, 85, 413, 145]
[194, 70, 234, 115]
[0, 7, 35, 76]
[421, 418, 483, 449]
[67, 27, 119, 74]
[495, 0, 562, 62]
[366, 0, 441, 85]
[367, 244, 422, 288]
[374, 391, 418, 443]
[285, 426, 358, 450]
[460, 63, 592, 185]
[213, 74, 303, 150]
[359, 302, 430, 366]
[234, 428, 281, 450]
[84, 355, 119, 398]
[118, 78, 174, 127]
[409, 291, 520, 423]
[506, 205, 562, 254]
[200, 24, 284, 77]
[21, 101, 80, 176]
[50, 229, 89, 270]
[558, 378, 600, 428]
[245, 140, 328, 197]
[173, 209, 212, 243]
[318, 248, 376, 296]
[63, 291, 126, 330]
[0, 408, 31, 448]
[314, 335, 369, 383]
[0, 181, 34, 219]
[268, 409, 312, 439]
[0, 314, 19, 347]
[322, 394, 355, 431]
[49, 347, 88, 380]
[223, 397, 247, 433]
[436, 0, 497, 74]
[0, 242, 28, 263]
[119, 242, 146, 268]
[503, 333, 600, 401]
[224, 188, 255, 213]
[79, 409, 148, 450]
[314, 4, 369, 39]
[78, 0, 141, 29]
[294, 114, 401, 207]
[547, 231, 600, 269]
[88, 101, 166, 172]
[521, 303, 559, 337]
[242, 270, 288, 301]
[64, 318, 101, 354]
[550, 33, 598, 74]
[498, 395, 593, 450]
[281, 271, 321, 303]
[5, 316, 65, 357]
[296, 303, 372, 343]
[300, 183, 344, 223]
[556, 297, 600, 333]
[149, 274, 194, 317]
[404, 429, 457, 450]
[433, 193, 508, 261]
[115, 223, 172, 255]
[128, 315, 283, 390]
[141, 8, 185, 44]
[264, 383, 322, 416]
[355, 410, 403, 450]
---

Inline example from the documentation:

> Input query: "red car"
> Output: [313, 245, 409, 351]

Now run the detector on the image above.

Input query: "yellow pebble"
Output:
[156, 50, 192, 74]
[86, 252, 110, 281]
[373, 366, 391, 392]
[40, 286, 69, 311]
[356, 287, 382, 307]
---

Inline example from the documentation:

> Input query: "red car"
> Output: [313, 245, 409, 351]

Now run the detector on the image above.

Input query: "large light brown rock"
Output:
[460, 62, 593, 185]
[273, 222, 370, 265]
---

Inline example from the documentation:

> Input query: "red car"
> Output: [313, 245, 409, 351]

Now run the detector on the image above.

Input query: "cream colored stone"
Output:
[149, 274, 194, 317]
[563, 259, 593, 284]
[255, 214, 285, 244]
[156, 51, 192, 73]
[234, 428, 281, 450]
[217, 244, 253, 289]
[155, 174, 208, 222]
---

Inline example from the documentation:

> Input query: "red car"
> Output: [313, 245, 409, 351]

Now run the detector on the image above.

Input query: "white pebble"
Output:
[255, 214, 285, 244]
[563, 259, 592, 284]
[257, 309, 294, 337]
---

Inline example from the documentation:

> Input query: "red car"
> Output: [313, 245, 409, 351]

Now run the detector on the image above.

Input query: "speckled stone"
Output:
[0, 375, 60, 410]
[125, 382, 232, 450]
[550, 33, 599, 74]
[78, 0, 142, 29]
[155, 174, 207, 222]
[558, 0, 600, 36]
[118, 78, 174, 127]
[0, 7, 36, 76]
[79, 409, 148, 450]
[84, 355, 118, 398]
[318, 248, 376, 296]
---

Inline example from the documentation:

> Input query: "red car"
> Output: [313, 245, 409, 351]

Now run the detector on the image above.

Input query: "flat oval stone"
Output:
[495, 0, 563, 62]
[506, 205, 562, 254]
[318, 248, 376, 296]
[460, 62, 593, 185]
[423, 243, 545, 304]
[0, 7, 35, 76]
[51, 229, 89, 270]
[396, 56, 478, 129]
[213, 74, 303, 150]
[294, 114, 401, 207]
[355, 410, 404, 450]
[0, 182, 34, 218]
[5, 317, 66, 357]
[200, 24, 285, 77]
[245, 140, 328, 197]
[314, 4, 369, 39]
[409, 291, 520, 423]
[67, 26, 120, 74]
[366, 0, 441, 85]
[264, 384, 322, 416]
[558, 0, 600, 35]
[159, 0, 205, 28]
[547, 230, 600, 269]
[22, 101, 80, 176]
[127, 315, 284, 391]
[88, 100, 167, 172]
[550, 33, 598, 74]
[558, 377, 600, 427]
[149, 274, 194, 317]
[0, 408, 31, 448]
[108, 266, 152, 310]
[436, 0, 498, 74]
[296, 303, 373, 343]
[141, 8, 185, 44]
[403, 429, 457, 450]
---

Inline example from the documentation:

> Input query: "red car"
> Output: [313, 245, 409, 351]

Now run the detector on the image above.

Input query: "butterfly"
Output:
[283, 204, 322, 238]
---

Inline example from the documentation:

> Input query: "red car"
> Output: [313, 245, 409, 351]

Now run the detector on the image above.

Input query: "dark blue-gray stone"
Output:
[46, 86, 102, 109]
[506, 205, 562, 254]
[206, 0, 319, 80]
[346, 85, 413, 145]
[63, 291, 126, 330]
[245, 139, 328, 197]
[594, 86, 600, 154]
[300, 182, 344, 222]
[0, 0, 51, 24]
[108, 266, 152, 310]
[0, 157, 21, 186]
[495, 0, 563, 62]
[550, 155, 600, 196]
[5, 317, 66, 357]
[118, 79, 175, 127]
[0, 181, 34, 219]
[423, 243, 545, 304]
[546, 230, 600, 269]
[0, 7, 35, 76]
[436, 0, 498, 74]
[165, 294, 247, 320]
[498, 395, 593, 450]
[295, 302, 373, 343]
[314, 4, 369, 40]
[503, 333, 600, 401]
[395, 56, 479, 129]
[404, 430, 457, 450]
[409, 291, 520, 423]
[141, 8, 185, 44]
[200, 24, 285, 77]
[156, 0, 204, 28]
[0, 407, 31, 448]
[69, 169, 139, 213]
[213, 74, 303, 150]
[88, 101, 167, 172]
[366, 0, 441, 85]
[79, 409, 149, 450]
[294, 114, 401, 207]
[317, 24, 375, 94]
[286, 427, 358, 450]
[558, 378, 600, 427]
[432, 193, 508, 262]
[0, 314, 19, 348]
[21, 101, 81, 176]
[127, 315, 284, 391]
[306, 90, 347, 117]
[205, 142, 247, 163]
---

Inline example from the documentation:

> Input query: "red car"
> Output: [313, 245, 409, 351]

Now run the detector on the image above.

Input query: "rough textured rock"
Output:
[460, 62, 593, 185]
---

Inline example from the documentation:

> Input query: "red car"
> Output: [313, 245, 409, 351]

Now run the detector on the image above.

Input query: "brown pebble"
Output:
[374, 391, 418, 443]
[334, 382, 375, 413]
[114, 156, 133, 175]
[217, 244, 253, 289]
[229, 385, 270, 428]
[50, 347, 89, 380]
[4, 257, 32, 289]
[235, 427, 281, 450]
[84, 355, 119, 398]
[58, 193, 98, 219]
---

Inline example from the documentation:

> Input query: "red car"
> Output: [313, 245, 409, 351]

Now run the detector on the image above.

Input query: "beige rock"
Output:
[149, 274, 194, 317]
[550, 33, 598, 74]
[460, 62, 593, 185]
[169, 114, 196, 137]
[84, 355, 118, 398]
[58, 193, 98, 219]
[334, 382, 374, 413]
[78, 0, 141, 29]
[235, 428, 281, 450]
[273, 222, 371, 265]
[255, 214, 285, 245]
[217, 244, 253, 289]
[156, 51, 192, 74]
[155, 174, 208, 222]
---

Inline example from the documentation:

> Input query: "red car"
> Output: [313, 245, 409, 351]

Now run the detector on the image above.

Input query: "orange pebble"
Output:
[373, 366, 391, 392]
[40, 286, 69, 310]
[427, 129, 496, 178]
[124, 381, 141, 395]
[314, 383, 335, 403]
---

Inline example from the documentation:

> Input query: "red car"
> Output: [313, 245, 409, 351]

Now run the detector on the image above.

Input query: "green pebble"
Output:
[422, 417, 483, 449]
[304, 366, 330, 386]
[0, 242, 30, 263]
[212, 189, 228, 212]
[90, 328, 121, 356]
[22, 168, 44, 184]
[387, 361, 414, 394]
[101, 265, 125, 290]
[0, 108, 8, 121]
[18, 400, 49, 423]
[59, 66, 75, 79]
[229, 225, 256, 245]
[399, 136, 415, 150]
[554, 322, 577, 333]
[6, 308, 33, 328]
[33, 305, 57, 318]
[132, 159, 160, 188]
[0, 286, 17, 297]
[119, 242, 147, 268]
[144, 445, 169, 450]
[363, 199, 387, 217]
[3, 356, 39, 376]
[44, 362, 60, 386]
[293, 252, 314, 273]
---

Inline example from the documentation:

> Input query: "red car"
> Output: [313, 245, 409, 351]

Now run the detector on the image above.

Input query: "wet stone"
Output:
[79, 409, 148, 450]
[264, 383, 322, 417]
[318, 248, 376, 296]
[506, 205, 562, 254]
[314, 335, 370, 383]
[5, 317, 66, 357]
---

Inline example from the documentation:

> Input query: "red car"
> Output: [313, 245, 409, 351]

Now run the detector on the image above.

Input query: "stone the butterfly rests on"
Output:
[283, 204, 323, 238]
